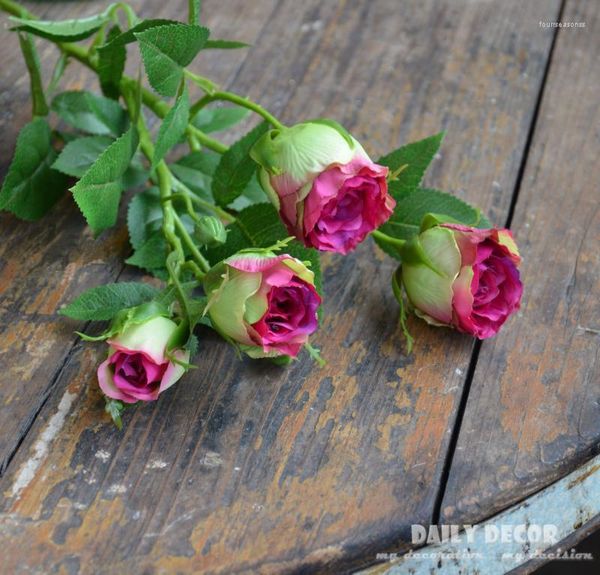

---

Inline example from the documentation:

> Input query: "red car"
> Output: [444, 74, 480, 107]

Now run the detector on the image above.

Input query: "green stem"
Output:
[17, 32, 48, 116]
[371, 229, 407, 250]
[124, 86, 211, 279]
[119, 76, 228, 154]
[190, 90, 285, 130]
[188, 0, 200, 24]
[171, 177, 235, 224]
[0, 0, 29, 17]
[173, 212, 211, 273]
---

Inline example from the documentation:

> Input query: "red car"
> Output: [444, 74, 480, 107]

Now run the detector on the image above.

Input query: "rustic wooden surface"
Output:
[0, 0, 596, 573]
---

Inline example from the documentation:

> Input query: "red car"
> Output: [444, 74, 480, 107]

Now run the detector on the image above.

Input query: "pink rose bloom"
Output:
[204, 250, 321, 358]
[250, 121, 395, 254]
[401, 222, 522, 339]
[98, 316, 189, 403]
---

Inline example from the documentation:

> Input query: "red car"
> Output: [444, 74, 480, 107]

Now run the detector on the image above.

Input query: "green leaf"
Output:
[71, 127, 139, 235]
[203, 39, 249, 50]
[136, 23, 210, 97]
[52, 135, 114, 177]
[170, 150, 219, 201]
[205, 203, 322, 292]
[52, 91, 129, 137]
[212, 122, 269, 207]
[228, 172, 267, 210]
[378, 132, 444, 195]
[18, 32, 48, 116]
[127, 187, 163, 250]
[59, 281, 160, 321]
[153, 87, 189, 168]
[97, 19, 178, 96]
[0, 118, 67, 220]
[9, 9, 113, 42]
[192, 105, 249, 133]
[126, 232, 167, 272]
[374, 188, 488, 259]
[98, 24, 126, 99]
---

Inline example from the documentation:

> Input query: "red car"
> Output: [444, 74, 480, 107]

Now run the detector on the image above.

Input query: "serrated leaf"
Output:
[192, 105, 249, 133]
[9, 10, 112, 42]
[0, 118, 67, 220]
[136, 23, 210, 97]
[212, 122, 269, 207]
[203, 39, 249, 50]
[170, 150, 219, 201]
[71, 127, 139, 234]
[127, 187, 163, 250]
[204, 203, 322, 292]
[374, 187, 488, 259]
[52, 91, 129, 137]
[98, 24, 126, 99]
[126, 231, 167, 272]
[52, 135, 114, 177]
[153, 88, 189, 168]
[97, 19, 177, 97]
[60, 281, 160, 321]
[378, 132, 444, 195]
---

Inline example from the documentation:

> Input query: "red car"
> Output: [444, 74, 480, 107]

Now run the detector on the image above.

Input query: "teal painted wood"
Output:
[363, 453, 600, 574]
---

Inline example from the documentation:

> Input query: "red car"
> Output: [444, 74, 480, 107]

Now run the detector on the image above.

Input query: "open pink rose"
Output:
[401, 222, 522, 339]
[98, 316, 189, 403]
[250, 121, 395, 254]
[204, 251, 321, 358]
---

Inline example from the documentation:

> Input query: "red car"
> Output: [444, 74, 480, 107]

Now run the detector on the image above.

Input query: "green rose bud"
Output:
[194, 215, 227, 246]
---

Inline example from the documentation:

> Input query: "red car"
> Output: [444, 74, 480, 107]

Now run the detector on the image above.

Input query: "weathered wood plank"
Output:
[441, 0, 600, 526]
[0, 0, 278, 471]
[0, 0, 560, 572]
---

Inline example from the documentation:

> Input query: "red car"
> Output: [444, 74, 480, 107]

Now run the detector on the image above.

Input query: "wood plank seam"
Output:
[429, 0, 566, 528]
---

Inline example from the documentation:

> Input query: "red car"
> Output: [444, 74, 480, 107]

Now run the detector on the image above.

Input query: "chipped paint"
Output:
[8, 390, 76, 499]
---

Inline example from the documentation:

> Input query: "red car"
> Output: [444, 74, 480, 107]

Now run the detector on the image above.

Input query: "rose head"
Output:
[204, 251, 321, 358]
[401, 222, 522, 339]
[98, 315, 189, 403]
[250, 121, 395, 254]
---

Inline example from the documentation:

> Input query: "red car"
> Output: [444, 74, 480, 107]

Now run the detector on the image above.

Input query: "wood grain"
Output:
[0, 0, 562, 572]
[441, 0, 600, 526]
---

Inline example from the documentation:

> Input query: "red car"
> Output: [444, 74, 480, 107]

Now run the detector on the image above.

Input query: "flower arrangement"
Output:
[0, 0, 522, 428]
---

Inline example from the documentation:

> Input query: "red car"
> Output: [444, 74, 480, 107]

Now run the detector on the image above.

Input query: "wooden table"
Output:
[0, 1, 598, 573]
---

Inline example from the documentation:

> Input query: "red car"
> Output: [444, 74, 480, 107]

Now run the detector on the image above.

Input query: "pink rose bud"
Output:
[204, 251, 321, 358]
[250, 120, 395, 254]
[401, 221, 523, 339]
[98, 315, 190, 403]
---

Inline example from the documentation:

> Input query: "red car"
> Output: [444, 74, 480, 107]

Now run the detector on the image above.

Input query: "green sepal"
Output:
[420, 212, 463, 232]
[305, 118, 354, 149]
[391, 266, 414, 354]
[270, 354, 293, 366]
[305, 342, 326, 367]
[400, 235, 443, 275]
[104, 397, 128, 430]
[75, 299, 171, 342]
